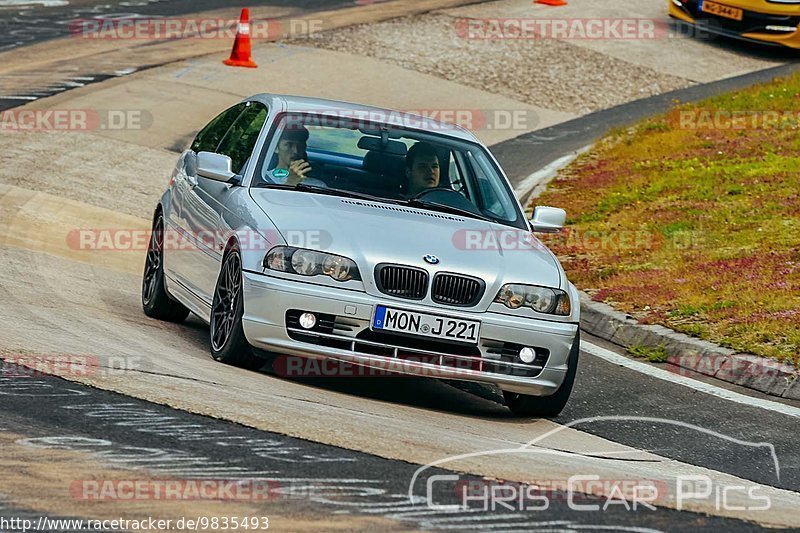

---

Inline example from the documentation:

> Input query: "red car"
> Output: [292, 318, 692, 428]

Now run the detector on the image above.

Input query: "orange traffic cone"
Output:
[535, 0, 568, 5]
[224, 8, 258, 68]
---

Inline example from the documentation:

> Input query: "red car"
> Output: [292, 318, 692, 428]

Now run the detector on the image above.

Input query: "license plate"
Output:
[372, 306, 480, 344]
[701, 0, 743, 21]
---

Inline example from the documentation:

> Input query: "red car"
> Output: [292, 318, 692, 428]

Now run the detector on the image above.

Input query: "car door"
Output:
[182, 101, 270, 305]
[167, 102, 246, 302]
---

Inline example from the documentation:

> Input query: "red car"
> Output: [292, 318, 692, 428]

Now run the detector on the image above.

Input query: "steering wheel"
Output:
[410, 187, 464, 202]
[410, 188, 485, 217]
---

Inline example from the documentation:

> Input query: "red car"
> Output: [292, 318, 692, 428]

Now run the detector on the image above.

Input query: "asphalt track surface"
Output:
[0, 366, 778, 532]
[1, 2, 800, 532]
[0, 0, 357, 52]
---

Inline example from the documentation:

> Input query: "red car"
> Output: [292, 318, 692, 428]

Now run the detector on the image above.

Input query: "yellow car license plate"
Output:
[701, 0, 744, 21]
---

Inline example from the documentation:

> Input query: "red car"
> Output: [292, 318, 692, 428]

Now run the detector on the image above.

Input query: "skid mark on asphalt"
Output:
[1, 369, 776, 532]
[0, 431, 289, 531]
[0, 1, 167, 52]
[0, 74, 120, 110]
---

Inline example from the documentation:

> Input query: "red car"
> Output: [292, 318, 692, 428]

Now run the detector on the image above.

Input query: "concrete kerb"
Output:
[579, 293, 799, 399]
[519, 159, 800, 401]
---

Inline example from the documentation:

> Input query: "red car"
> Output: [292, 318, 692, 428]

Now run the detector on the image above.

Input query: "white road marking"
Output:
[582, 340, 800, 419]
[514, 152, 577, 200]
[514, 146, 592, 203]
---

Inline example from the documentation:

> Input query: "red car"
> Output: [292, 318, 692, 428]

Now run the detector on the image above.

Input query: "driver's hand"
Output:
[288, 159, 312, 184]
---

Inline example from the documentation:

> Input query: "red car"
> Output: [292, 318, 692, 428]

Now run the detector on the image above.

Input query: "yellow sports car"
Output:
[669, 0, 800, 48]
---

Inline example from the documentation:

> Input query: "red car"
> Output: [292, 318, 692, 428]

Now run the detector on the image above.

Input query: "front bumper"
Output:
[241, 271, 579, 396]
[669, 1, 800, 48]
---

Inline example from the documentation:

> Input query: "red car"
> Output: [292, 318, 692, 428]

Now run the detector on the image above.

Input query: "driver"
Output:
[404, 142, 440, 197]
[268, 126, 325, 187]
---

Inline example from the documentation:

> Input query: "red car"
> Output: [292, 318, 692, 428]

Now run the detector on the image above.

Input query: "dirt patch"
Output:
[288, 12, 692, 114]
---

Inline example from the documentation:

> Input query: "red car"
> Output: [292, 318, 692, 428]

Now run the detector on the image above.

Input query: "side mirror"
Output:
[197, 151, 237, 183]
[529, 206, 566, 233]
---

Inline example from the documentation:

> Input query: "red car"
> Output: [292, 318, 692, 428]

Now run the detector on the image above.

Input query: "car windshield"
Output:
[252, 112, 525, 228]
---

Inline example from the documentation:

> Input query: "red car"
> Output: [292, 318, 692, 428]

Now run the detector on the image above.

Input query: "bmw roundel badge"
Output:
[423, 254, 440, 265]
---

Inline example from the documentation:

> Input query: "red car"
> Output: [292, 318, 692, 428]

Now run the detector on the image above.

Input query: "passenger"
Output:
[404, 142, 440, 197]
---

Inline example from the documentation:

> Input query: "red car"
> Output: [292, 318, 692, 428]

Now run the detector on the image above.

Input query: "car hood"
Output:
[249, 189, 563, 307]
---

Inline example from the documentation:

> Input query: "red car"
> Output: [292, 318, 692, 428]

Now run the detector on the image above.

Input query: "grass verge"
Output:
[627, 344, 670, 364]
[534, 73, 800, 366]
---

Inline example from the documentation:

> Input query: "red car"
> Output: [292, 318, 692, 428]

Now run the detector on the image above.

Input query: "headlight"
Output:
[264, 246, 360, 282]
[322, 254, 356, 281]
[291, 249, 324, 276]
[494, 284, 571, 316]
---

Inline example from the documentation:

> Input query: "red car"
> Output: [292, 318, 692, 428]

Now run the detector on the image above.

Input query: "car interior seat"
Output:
[362, 150, 407, 197]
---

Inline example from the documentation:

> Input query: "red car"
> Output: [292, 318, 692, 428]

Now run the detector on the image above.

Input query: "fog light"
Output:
[299, 312, 317, 329]
[519, 347, 536, 364]
[766, 25, 796, 33]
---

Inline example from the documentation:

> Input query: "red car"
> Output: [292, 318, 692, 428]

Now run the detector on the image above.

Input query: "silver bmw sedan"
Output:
[142, 94, 580, 417]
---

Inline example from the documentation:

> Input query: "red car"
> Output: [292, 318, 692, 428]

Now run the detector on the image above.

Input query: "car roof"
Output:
[247, 93, 482, 144]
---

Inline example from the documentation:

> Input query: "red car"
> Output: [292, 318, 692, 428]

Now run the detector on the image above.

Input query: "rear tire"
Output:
[503, 331, 580, 418]
[209, 247, 264, 370]
[142, 212, 190, 322]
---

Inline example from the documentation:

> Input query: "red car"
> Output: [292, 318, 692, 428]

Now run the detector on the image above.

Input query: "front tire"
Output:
[142, 212, 190, 322]
[210, 247, 263, 370]
[503, 331, 580, 418]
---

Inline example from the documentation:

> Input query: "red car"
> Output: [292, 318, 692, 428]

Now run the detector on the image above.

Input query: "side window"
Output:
[216, 102, 269, 174]
[447, 152, 469, 197]
[466, 150, 516, 221]
[190, 103, 247, 153]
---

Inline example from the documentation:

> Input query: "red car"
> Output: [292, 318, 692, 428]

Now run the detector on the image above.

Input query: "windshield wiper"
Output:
[405, 198, 493, 222]
[256, 183, 295, 189]
[295, 184, 401, 204]
[257, 182, 402, 205]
